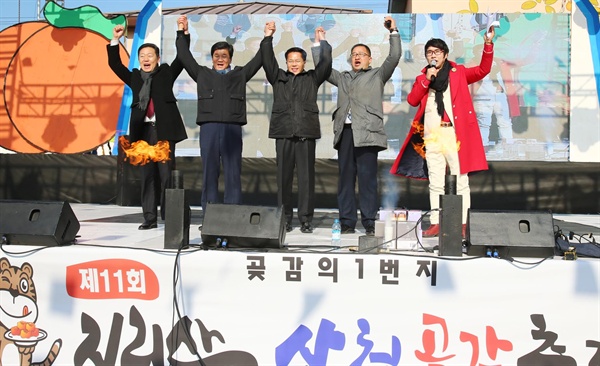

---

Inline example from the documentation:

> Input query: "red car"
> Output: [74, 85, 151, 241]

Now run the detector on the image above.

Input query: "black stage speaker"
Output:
[201, 203, 286, 249]
[466, 210, 555, 258]
[439, 176, 463, 257]
[0, 200, 80, 246]
[439, 194, 463, 257]
[164, 188, 190, 250]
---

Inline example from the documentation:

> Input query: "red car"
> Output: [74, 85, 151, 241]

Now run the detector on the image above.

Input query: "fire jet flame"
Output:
[119, 136, 171, 166]
[410, 120, 461, 159]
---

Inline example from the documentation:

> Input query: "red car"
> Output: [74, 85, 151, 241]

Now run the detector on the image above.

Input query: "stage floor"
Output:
[68, 204, 599, 254]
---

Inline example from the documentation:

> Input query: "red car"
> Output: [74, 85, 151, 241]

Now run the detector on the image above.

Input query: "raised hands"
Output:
[112, 25, 125, 41]
[314, 26, 326, 42]
[265, 21, 276, 37]
[383, 15, 396, 31]
[177, 15, 188, 32]
[484, 26, 495, 44]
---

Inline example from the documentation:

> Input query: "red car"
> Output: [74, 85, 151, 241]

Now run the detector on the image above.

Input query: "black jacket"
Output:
[107, 38, 189, 143]
[261, 37, 332, 139]
[176, 30, 264, 126]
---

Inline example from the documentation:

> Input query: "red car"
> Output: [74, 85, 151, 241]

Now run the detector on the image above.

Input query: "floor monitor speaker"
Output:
[201, 203, 286, 249]
[0, 200, 80, 246]
[467, 210, 555, 258]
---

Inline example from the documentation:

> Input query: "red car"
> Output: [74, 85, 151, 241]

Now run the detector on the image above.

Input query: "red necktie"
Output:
[146, 99, 155, 118]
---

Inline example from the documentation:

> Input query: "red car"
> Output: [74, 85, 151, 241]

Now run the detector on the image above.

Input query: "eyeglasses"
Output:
[350, 52, 370, 58]
[425, 49, 444, 56]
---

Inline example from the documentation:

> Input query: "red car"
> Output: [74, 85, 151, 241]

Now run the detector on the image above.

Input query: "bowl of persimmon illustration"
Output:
[5, 321, 48, 346]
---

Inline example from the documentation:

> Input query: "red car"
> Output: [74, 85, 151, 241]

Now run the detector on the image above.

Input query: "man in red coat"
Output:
[390, 28, 495, 238]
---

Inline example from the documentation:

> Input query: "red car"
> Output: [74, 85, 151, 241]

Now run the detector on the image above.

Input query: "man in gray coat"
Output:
[313, 16, 401, 235]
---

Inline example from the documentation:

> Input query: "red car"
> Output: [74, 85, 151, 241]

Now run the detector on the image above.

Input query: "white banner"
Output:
[0, 246, 598, 365]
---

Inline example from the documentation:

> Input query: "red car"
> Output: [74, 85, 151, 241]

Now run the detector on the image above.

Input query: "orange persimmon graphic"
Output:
[10, 321, 40, 339]
[0, 22, 49, 153]
[2, 25, 129, 153]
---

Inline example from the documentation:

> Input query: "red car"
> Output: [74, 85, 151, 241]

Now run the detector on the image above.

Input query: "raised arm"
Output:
[176, 15, 201, 81]
[379, 15, 402, 82]
[241, 27, 268, 82]
[311, 42, 340, 86]
[260, 21, 280, 85]
[465, 27, 495, 84]
[313, 26, 332, 84]
[171, 15, 190, 81]
[107, 24, 132, 85]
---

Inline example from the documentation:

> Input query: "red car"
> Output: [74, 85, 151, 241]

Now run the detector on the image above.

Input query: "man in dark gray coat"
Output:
[313, 16, 401, 235]
[261, 22, 332, 233]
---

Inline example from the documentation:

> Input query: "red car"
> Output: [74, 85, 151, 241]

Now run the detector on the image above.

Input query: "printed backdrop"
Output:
[161, 13, 570, 161]
[0, 246, 598, 365]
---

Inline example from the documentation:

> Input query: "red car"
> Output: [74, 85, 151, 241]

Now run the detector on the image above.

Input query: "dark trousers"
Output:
[276, 137, 316, 225]
[200, 123, 243, 212]
[140, 123, 175, 222]
[337, 125, 379, 229]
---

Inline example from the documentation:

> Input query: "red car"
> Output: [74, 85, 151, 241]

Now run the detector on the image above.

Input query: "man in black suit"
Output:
[176, 15, 267, 221]
[261, 23, 332, 233]
[108, 19, 189, 230]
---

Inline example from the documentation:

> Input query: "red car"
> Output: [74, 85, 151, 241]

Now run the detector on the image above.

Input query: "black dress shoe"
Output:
[341, 224, 355, 234]
[286, 223, 293, 232]
[300, 222, 313, 234]
[365, 226, 375, 236]
[138, 220, 157, 230]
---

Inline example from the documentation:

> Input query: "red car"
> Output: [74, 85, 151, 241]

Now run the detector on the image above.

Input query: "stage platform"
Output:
[70, 203, 599, 253]
[1, 203, 599, 365]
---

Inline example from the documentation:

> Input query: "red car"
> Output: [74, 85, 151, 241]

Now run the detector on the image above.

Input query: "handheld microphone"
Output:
[384, 20, 391, 29]
[429, 59, 437, 83]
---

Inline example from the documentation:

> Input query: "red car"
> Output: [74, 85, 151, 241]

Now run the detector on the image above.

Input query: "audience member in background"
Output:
[470, 44, 513, 149]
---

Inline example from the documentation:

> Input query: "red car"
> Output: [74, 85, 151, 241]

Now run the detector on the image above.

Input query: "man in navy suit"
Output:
[176, 15, 268, 224]
[108, 19, 189, 230]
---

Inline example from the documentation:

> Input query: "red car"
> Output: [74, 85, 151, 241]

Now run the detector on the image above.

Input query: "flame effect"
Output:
[410, 120, 461, 159]
[119, 136, 171, 166]
[410, 120, 426, 159]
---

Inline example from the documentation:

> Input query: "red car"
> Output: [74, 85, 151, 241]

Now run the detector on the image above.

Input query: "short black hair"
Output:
[424, 38, 449, 55]
[351, 43, 371, 56]
[285, 47, 307, 61]
[138, 43, 160, 57]
[211, 41, 234, 58]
